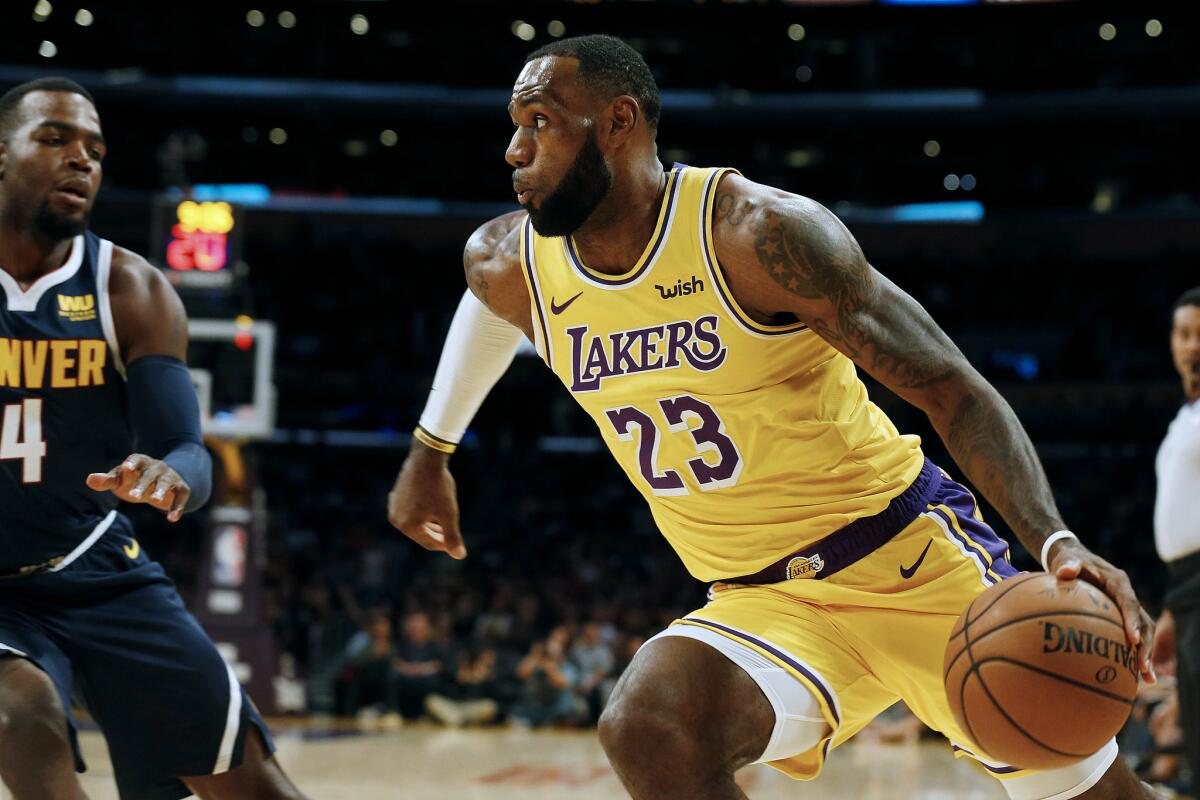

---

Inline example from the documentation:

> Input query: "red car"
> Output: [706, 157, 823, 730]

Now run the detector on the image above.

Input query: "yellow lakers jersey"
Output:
[519, 165, 924, 581]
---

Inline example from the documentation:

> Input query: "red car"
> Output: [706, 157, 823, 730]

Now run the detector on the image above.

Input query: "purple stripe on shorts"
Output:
[932, 477, 1019, 580]
[950, 744, 1021, 774]
[685, 618, 840, 726]
[930, 507, 999, 586]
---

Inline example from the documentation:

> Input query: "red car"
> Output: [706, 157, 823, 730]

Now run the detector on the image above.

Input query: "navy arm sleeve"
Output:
[125, 355, 212, 512]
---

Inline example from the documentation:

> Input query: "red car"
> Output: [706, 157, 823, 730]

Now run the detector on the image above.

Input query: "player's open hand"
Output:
[86, 454, 191, 523]
[387, 443, 465, 559]
[1048, 537, 1156, 684]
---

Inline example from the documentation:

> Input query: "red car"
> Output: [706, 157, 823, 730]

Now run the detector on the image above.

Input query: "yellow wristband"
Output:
[413, 426, 457, 454]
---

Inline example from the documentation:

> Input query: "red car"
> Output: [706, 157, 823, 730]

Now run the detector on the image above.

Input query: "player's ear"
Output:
[606, 96, 639, 148]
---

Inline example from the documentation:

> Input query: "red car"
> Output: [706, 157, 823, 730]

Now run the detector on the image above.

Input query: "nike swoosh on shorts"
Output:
[899, 538, 933, 579]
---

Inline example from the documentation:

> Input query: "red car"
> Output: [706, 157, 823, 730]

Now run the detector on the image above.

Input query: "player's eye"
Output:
[534, 116, 548, 129]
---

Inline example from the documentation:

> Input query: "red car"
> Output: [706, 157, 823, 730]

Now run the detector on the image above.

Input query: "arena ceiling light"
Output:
[511, 20, 535, 41]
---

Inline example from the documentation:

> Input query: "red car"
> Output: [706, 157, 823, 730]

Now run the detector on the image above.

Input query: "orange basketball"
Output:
[943, 572, 1138, 770]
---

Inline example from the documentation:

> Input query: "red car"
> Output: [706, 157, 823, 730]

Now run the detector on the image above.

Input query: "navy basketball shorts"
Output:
[0, 515, 273, 800]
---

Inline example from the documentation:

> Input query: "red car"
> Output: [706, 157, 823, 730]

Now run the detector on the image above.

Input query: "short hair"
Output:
[1174, 287, 1200, 312]
[0, 77, 94, 140]
[526, 35, 661, 129]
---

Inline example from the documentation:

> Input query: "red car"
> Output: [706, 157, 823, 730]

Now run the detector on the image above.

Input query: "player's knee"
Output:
[599, 693, 697, 774]
[0, 661, 70, 751]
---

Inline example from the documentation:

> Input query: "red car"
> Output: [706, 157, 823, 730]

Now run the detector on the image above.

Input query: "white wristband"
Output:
[1040, 530, 1079, 572]
[417, 290, 524, 444]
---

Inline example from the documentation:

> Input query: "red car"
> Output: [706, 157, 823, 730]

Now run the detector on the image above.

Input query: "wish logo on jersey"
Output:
[654, 275, 704, 300]
[567, 315, 728, 393]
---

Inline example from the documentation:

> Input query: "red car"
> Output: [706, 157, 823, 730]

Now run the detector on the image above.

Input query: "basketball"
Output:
[943, 573, 1138, 770]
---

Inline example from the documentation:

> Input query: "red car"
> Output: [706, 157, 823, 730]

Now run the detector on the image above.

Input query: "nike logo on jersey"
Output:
[122, 539, 140, 560]
[899, 538, 933, 579]
[550, 292, 583, 315]
[655, 276, 704, 300]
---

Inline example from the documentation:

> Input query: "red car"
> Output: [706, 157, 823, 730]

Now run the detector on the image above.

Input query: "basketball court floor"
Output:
[63, 719, 1006, 799]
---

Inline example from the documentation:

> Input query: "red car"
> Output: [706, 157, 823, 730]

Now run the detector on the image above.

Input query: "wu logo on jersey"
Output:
[655, 275, 704, 300]
[57, 294, 96, 322]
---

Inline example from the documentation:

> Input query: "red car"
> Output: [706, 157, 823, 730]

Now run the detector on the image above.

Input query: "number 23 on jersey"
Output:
[604, 394, 742, 496]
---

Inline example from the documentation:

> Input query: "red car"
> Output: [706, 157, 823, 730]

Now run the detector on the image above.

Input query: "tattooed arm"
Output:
[711, 172, 1155, 679]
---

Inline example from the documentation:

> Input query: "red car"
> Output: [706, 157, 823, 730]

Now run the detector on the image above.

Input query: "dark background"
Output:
[2, 0, 1194, 713]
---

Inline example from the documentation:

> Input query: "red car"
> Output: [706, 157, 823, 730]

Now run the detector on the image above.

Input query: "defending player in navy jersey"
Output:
[0, 79, 306, 800]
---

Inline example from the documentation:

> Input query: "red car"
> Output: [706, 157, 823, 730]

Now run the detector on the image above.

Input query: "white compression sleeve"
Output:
[417, 290, 524, 445]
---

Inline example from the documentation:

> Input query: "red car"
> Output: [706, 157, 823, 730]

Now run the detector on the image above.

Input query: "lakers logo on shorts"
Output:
[786, 554, 824, 579]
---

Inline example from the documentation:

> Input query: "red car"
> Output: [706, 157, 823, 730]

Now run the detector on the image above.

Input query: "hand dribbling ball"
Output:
[943, 573, 1138, 770]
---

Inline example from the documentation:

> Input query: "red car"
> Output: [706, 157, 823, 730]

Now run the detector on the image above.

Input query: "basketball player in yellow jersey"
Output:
[389, 35, 1161, 799]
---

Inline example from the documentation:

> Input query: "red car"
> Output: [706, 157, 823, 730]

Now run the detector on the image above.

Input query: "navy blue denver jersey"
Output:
[0, 232, 132, 572]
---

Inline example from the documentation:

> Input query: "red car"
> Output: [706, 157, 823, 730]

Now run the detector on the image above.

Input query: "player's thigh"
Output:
[601, 632, 776, 773]
[662, 584, 898, 779]
[0, 605, 82, 767]
[832, 506, 1018, 752]
[0, 656, 69, 736]
[69, 573, 275, 796]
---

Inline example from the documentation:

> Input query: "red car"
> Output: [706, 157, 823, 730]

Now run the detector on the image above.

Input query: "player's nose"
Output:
[65, 146, 95, 173]
[506, 129, 531, 169]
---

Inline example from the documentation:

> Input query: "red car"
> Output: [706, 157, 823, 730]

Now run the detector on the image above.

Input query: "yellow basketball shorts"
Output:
[673, 463, 1029, 782]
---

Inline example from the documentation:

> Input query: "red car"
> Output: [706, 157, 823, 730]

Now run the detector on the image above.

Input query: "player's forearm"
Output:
[929, 378, 1066, 559]
[126, 355, 212, 511]
[414, 290, 524, 449]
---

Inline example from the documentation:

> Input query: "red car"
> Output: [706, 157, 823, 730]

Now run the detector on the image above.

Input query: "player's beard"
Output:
[527, 130, 612, 238]
[33, 199, 88, 241]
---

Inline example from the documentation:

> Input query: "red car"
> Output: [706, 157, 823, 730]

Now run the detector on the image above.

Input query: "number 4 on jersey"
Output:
[1, 399, 47, 483]
[605, 394, 743, 496]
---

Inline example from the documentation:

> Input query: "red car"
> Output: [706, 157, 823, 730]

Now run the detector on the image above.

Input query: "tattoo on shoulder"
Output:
[714, 192, 755, 227]
[750, 205, 957, 390]
[750, 206, 867, 303]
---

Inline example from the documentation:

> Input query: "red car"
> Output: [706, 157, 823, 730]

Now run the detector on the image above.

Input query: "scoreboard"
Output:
[167, 200, 237, 273]
[152, 196, 246, 295]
